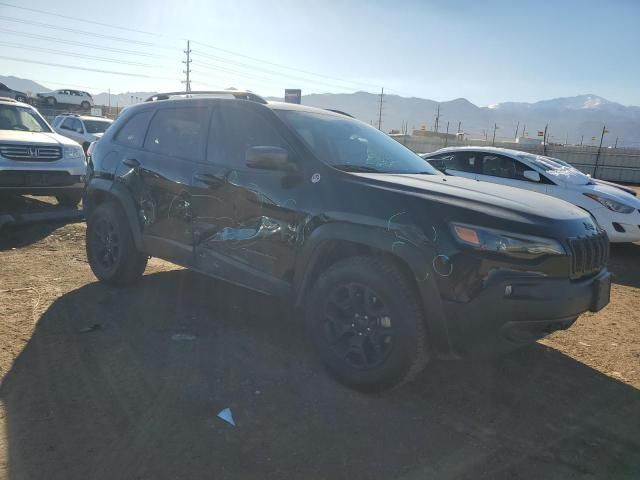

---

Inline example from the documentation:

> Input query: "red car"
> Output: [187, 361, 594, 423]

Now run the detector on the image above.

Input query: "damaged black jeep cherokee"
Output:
[84, 91, 611, 391]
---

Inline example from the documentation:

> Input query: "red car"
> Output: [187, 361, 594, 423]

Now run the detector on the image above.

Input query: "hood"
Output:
[582, 182, 640, 207]
[353, 173, 588, 222]
[593, 178, 637, 196]
[0, 130, 79, 147]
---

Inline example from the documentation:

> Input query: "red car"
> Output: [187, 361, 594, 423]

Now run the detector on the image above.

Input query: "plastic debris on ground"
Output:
[217, 408, 235, 426]
[171, 333, 196, 341]
[78, 324, 102, 333]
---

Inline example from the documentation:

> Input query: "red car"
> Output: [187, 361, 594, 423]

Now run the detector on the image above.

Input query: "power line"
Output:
[0, 56, 179, 81]
[192, 50, 364, 92]
[0, 41, 165, 68]
[0, 15, 178, 50]
[192, 59, 356, 93]
[0, 1, 164, 37]
[192, 41, 381, 91]
[0, 27, 178, 59]
[0, 5, 389, 95]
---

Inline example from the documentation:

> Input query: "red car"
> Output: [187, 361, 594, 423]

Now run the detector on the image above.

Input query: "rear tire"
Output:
[86, 201, 147, 286]
[81, 101, 91, 109]
[56, 192, 83, 207]
[47, 97, 57, 106]
[304, 256, 429, 392]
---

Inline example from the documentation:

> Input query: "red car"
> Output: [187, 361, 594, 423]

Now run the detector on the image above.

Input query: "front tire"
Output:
[81, 101, 90, 109]
[15, 95, 26, 103]
[304, 256, 429, 391]
[47, 96, 57, 106]
[86, 202, 147, 286]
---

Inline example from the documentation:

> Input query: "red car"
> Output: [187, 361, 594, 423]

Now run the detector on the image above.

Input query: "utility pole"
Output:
[542, 124, 548, 155]
[514, 121, 520, 139]
[565, 132, 568, 146]
[107, 88, 111, 111]
[444, 121, 450, 147]
[183, 40, 192, 92]
[521, 124, 526, 138]
[594, 125, 607, 178]
[614, 136, 619, 149]
[377, 87, 384, 130]
[492, 123, 498, 146]
[434, 104, 440, 133]
[580, 135, 584, 146]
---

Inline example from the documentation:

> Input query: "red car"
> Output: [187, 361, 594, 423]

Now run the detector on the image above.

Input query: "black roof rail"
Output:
[144, 90, 267, 104]
[325, 109, 354, 118]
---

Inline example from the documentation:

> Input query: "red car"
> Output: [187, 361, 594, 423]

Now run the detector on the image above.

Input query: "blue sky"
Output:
[1, 0, 639, 105]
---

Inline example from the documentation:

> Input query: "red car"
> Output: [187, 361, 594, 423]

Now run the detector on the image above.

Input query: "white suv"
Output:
[52, 114, 113, 151]
[0, 98, 86, 207]
[36, 89, 94, 109]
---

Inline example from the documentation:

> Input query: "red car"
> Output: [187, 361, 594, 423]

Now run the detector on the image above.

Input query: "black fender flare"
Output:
[84, 179, 143, 250]
[293, 222, 454, 357]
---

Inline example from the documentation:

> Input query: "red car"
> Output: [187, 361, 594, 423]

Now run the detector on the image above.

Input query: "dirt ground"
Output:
[0, 196, 638, 480]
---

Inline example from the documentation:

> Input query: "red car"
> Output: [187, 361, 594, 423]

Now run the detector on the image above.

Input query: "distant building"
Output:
[515, 136, 543, 146]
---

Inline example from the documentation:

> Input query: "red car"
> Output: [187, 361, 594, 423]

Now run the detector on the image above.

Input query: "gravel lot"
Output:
[0, 195, 638, 480]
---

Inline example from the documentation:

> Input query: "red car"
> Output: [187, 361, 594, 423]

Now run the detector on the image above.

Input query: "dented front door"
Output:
[190, 102, 304, 295]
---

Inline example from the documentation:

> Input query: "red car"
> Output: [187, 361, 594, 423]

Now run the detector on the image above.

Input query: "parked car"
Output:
[84, 91, 610, 391]
[52, 114, 113, 151]
[421, 147, 640, 243]
[36, 89, 93, 109]
[0, 82, 29, 103]
[0, 98, 86, 206]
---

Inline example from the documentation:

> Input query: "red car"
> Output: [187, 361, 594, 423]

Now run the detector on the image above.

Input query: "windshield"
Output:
[275, 110, 439, 175]
[518, 153, 574, 172]
[0, 105, 50, 132]
[83, 120, 112, 134]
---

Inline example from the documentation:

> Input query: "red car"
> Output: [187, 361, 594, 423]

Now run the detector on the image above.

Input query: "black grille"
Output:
[0, 144, 62, 161]
[0, 171, 79, 187]
[567, 231, 609, 279]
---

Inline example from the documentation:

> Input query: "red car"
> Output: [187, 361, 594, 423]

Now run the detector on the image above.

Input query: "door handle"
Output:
[194, 172, 224, 186]
[123, 158, 140, 168]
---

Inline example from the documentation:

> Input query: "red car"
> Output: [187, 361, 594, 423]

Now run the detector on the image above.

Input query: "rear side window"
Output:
[115, 110, 153, 148]
[144, 107, 209, 161]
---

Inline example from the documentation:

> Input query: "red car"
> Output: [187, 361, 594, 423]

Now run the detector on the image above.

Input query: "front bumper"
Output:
[442, 268, 611, 356]
[591, 207, 640, 243]
[0, 157, 86, 194]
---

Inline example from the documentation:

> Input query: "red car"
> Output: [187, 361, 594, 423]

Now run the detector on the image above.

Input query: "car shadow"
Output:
[608, 242, 640, 288]
[0, 195, 83, 250]
[1, 270, 639, 480]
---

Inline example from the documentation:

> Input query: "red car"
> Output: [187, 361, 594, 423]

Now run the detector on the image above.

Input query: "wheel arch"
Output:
[293, 222, 455, 357]
[84, 179, 143, 250]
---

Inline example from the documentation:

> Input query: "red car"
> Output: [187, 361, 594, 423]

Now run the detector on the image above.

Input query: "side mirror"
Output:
[523, 170, 541, 182]
[246, 146, 294, 171]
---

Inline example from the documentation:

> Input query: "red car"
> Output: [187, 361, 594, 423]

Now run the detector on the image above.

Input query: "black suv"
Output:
[84, 91, 611, 390]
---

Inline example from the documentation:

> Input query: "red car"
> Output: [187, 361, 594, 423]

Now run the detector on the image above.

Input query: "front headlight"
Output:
[64, 145, 85, 160]
[450, 223, 565, 258]
[583, 193, 634, 214]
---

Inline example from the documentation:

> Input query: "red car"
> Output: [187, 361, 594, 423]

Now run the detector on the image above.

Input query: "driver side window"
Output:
[209, 104, 289, 168]
[481, 154, 528, 180]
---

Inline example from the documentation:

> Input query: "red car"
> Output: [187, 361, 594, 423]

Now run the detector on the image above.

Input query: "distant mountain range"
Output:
[3, 75, 638, 147]
[285, 92, 640, 148]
